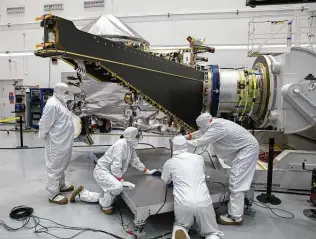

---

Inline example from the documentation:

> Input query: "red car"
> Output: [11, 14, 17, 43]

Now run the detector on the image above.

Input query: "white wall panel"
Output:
[0, 0, 315, 87]
[0, 56, 74, 87]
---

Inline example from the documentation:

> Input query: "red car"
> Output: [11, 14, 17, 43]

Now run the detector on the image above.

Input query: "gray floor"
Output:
[0, 131, 315, 239]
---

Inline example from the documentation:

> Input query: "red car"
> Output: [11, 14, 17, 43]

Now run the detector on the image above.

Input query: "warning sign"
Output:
[9, 92, 14, 104]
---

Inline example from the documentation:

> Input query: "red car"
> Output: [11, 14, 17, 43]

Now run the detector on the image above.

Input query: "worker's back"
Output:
[211, 118, 258, 159]
[164, 152, 211, 206]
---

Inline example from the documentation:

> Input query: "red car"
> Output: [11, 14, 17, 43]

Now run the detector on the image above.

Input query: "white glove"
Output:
[122, 181, 135, 189]
[144, 169, 158, 175]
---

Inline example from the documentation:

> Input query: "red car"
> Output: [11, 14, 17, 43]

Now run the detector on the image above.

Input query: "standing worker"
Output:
[186, 112, 259, 225]
[162, 135, 224, 239]
[39, 83, 75, 205]
[70, 127, 157, 215]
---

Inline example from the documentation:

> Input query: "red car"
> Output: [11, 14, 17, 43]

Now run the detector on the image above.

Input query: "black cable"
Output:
[10, 205, 34, 220]
[293, 133, 316, 145]
[192, 146, 207, 155]
[0, 206, 125, 239]
[253, 200, 295, 219]
[147, 231, 172, 239]
[139, 142, 155, 148]
[116, 206, 133, 237]
[206, 181, 227, 210]
[198, 146, 208, 155]
[156, 186, 168, 215]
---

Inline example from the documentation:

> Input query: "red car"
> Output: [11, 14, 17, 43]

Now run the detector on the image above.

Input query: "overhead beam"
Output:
[246, 0, 315, 7]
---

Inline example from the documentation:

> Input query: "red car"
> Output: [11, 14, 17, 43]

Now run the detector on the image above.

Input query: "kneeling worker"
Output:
[186, 112, 259, 225]
[161, 135, 224, 239]
[70, 127, 157, 214]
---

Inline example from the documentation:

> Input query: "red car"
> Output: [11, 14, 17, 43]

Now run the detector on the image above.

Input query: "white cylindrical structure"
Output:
[219, 69, 239, 113]
[203, 59, 272, 127]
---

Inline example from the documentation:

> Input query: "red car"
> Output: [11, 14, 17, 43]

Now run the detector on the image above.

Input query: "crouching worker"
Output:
[70, 127, 157, 215]
[161, 135, 224, 239]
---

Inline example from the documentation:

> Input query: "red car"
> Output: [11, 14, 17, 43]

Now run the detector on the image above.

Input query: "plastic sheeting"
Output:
[61, 72, 160, 127]
[81, 14, 149, 46]
[80, 74, 129, 125]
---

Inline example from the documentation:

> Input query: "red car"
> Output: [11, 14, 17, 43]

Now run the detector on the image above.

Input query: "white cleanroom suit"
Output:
[70, 127, 157, 214]
[162, 135, 224, 239]
[39, 83, 74, 205]
[187, 113, 259, 225]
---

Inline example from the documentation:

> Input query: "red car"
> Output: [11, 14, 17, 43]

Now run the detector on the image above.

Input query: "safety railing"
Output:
[248, 13, 316, 56]
[0, 116, 28, 148]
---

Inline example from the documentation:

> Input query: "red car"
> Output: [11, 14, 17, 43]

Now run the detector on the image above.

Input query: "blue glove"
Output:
[152, 170, 162, 177]
[168, 182, 173, 188]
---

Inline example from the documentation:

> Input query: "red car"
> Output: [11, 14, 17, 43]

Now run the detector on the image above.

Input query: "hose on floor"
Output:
[1, 205, 125, 239]
[253, 200, 295, 219]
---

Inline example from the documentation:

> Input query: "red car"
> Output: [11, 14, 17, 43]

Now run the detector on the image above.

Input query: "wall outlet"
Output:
[44, 3, 64, 11]
[7, 6, 25, 14]
[84, 0, 104, 8]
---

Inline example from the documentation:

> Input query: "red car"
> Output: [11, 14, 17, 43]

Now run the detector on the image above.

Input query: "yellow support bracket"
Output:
[36, 42, 54, 48]
[236, 70, 245, 114]
[35, 14, 52, 21]
[249, 71, 257, 116]
[239, 73, 249, 121]
[0, 117, 20, 123]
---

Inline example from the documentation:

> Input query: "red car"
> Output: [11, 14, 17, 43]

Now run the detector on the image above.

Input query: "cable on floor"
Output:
[147, 231, 172, 239]
[0, 205, 125, 239]
[253, 200, 295, 219]
[205, 181, 227, 210]
[115, 206, 134, 237]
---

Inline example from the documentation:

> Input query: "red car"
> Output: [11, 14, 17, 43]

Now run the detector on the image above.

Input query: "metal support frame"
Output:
[16, 116, 28, 149]
[257, 138, 281, 205]
[281, 82, 316, 134]
[105, 147, 231, 228]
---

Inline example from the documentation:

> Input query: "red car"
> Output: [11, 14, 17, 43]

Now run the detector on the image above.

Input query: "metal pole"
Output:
[287, 20, 293, 48]
[16, 116, 28, 149]
[266, 138, 274, 197]
[20, 116, 23, 147]
[257, 138, 281, 205]
[169, 138, 173, 157]
[48, 59, 51, 88]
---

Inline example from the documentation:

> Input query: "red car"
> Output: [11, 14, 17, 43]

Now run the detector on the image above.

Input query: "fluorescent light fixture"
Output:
[44, 3, 64, 11]
[0, 52, 34, 57]
[84, 0, 104, 8]
[7, 6, 25, 14]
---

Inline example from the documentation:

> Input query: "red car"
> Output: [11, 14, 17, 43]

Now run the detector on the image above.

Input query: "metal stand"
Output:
[134, 225, 146, 239]
[257, 138, 281, 205]
[16, 116, 28, 149]
[169, 138, 173, 157]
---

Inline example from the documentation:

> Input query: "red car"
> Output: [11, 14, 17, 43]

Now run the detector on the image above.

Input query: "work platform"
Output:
[95, 147, 230, 227]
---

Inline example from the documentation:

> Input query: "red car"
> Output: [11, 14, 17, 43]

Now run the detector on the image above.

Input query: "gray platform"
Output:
[96, 147, 230, 226]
